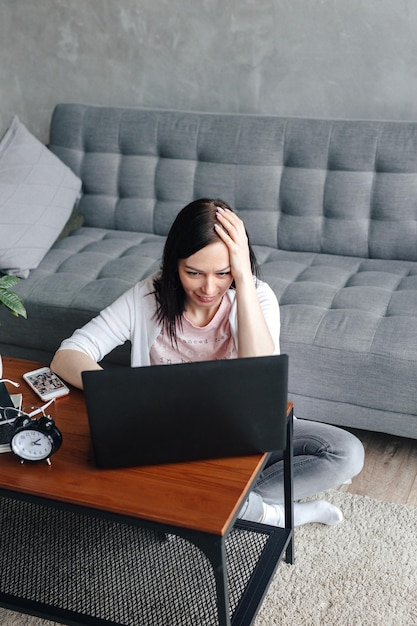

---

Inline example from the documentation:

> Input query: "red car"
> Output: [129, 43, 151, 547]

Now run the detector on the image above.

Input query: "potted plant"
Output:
[0, 275, 27, 378]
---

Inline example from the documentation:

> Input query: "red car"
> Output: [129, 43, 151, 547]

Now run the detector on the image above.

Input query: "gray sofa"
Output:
[2, 103, 417, 439]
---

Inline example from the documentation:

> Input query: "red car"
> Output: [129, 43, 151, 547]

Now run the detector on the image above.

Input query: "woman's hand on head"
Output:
[215, 207, 275, 357]
[214, 208, 252, 282]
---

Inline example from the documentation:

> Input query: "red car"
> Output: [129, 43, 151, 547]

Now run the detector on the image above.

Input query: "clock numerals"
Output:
[12, 430, 53, 460]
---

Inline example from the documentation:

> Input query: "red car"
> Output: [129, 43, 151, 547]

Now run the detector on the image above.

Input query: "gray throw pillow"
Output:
[0, 116, 82, 278]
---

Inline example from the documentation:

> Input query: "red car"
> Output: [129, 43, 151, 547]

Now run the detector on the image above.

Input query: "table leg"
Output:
[284, 407, 294, 564]
[188, 532, 231, 626]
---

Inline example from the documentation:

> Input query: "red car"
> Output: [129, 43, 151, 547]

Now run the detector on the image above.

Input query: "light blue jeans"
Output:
[239, 417, 365, 522]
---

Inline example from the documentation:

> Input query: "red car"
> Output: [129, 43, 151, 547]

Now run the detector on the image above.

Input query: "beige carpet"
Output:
[0, 490, 416, 626]
[255, 490, 417, 626]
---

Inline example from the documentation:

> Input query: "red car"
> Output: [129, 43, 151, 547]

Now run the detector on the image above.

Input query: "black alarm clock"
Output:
[10, 413, 62, 464]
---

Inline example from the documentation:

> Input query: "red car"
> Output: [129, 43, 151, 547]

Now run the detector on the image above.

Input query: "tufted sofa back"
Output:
[49, 104, 417, 261]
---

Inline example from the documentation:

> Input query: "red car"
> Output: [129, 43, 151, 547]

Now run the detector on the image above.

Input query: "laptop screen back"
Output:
[82, 354, 288, 469]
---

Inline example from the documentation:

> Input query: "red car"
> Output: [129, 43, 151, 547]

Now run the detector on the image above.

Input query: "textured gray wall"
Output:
[2, 0, 417, 143]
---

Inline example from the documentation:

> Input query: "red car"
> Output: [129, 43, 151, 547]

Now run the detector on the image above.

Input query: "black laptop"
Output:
[82, 354, 288, 469]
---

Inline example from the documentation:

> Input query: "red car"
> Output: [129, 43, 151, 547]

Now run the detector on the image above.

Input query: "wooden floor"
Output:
[337, 428, 417, 507]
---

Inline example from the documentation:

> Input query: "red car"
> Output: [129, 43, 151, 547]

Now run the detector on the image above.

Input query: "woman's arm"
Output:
[234, 273, 277, 357]
[50, 349, 102, 389]
[50, 283, 141, 389]
[215, 208, 276, 357]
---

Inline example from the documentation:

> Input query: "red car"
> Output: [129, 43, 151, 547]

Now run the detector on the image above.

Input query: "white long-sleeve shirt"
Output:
[58, 274, 281, 366]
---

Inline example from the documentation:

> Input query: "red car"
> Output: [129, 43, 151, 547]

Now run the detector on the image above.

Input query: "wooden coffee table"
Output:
[0, 357, 293, 626]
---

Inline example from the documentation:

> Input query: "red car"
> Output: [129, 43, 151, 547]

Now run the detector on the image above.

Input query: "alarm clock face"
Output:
[11, 429, 53, 461]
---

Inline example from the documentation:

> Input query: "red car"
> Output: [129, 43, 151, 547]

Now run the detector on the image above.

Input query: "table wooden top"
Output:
[0, 357, 290, 536]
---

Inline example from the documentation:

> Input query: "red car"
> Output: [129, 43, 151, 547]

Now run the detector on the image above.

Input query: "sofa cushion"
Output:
[0, 226, 165, 359]
[253, 246, 417, 434]
[0, 116, 82, 278]
[49, 105, 417, 264]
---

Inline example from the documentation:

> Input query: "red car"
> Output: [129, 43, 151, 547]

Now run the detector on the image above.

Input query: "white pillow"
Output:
[0, 116, 82, 278]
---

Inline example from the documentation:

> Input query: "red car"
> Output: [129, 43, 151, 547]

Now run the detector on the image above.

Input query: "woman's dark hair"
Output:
[153, 198, 259, 343]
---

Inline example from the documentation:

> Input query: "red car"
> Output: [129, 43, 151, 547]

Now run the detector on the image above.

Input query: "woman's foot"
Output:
[261, 500, 343, 527]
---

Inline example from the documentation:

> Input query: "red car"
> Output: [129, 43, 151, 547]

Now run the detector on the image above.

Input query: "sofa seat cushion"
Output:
[255, 247, 417, 432]
[2, 226, 165, 357]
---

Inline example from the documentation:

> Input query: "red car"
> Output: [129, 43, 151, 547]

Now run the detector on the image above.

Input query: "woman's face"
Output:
[178, 241, 233, 316]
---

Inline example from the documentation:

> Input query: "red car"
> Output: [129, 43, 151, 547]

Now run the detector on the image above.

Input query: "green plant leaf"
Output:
[0, 275, 20, 290]
[0, 277, 27, 319]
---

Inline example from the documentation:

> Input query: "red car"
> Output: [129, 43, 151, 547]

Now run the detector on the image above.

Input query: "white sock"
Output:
[261, 500, 343, 528]
[261, 502, 285, 527]
[293, 500, 343, 526]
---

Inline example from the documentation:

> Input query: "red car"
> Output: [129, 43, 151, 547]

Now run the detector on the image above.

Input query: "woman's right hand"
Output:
[214, 207, 253, 284]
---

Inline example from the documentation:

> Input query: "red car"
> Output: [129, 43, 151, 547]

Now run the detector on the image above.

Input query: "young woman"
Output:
[51, 198, 364, 528]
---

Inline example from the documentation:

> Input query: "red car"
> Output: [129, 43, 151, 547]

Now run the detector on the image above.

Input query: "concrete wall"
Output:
[2, 0, 417, 143]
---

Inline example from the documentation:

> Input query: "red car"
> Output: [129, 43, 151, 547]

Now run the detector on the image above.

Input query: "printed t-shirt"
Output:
[149, 295, 238, 365]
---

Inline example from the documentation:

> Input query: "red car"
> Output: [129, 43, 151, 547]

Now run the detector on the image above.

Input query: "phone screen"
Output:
[25, 369, 68, 397]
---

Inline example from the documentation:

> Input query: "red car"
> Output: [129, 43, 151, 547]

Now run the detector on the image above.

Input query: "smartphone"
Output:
[23, 367, 70, 401]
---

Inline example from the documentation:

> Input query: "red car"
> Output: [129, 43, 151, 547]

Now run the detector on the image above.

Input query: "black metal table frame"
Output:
[0, 410, 293, 626]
